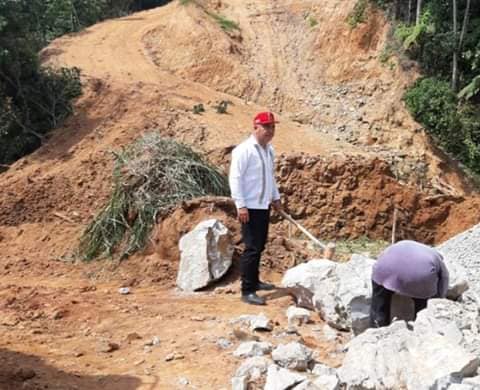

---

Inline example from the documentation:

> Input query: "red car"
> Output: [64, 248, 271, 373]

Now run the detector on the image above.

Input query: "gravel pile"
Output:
[437, 223, 480, 299]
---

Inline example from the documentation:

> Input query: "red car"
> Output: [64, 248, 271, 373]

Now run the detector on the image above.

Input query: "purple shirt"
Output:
[372, 240, 449, 299]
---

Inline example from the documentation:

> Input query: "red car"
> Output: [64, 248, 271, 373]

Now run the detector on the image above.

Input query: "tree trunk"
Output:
[407, 0, 413, 24]
[452, 0, 458, 91]
[452, 0, 472, 92]
[459, 0, 471, 54]
[416, 0, 423, 25]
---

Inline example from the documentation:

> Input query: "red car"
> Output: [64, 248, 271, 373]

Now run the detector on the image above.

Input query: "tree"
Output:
[416, 0, 423, 25]
[452, 0, 471, 92]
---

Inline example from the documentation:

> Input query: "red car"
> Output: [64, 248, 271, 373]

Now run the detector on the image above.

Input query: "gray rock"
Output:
[235, 356, 270, 380]
[448, 384, 474, 390]
[231, 375, 248, 390]
[217, 337, 232, 349]
[281, 259, 337, 296]
[414, 299, 480, 356]
[324, 254, 374, 334]
[338, 321, 411, 389]
[311, 363, 336, 376]
[282, 252, 467, 336]
[281, 255, 374, 334]
[272, 342, 313, 371]
[264, 364, 306, 390]
[287, 306, 311, 327]
[292, 380, 321, 390]
[311, 375, 340, 390]
[463, 375, 480, 386]
[321, 325, 338, 341]
[337, 319, 479, 390]
[118, 287, 130, 295]
[233, 341, 273, 358]
[232, 313, 273, 331]
[177, 219, 233, 292]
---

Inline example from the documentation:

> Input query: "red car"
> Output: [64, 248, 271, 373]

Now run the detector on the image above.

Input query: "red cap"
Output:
[253, 111, 278, 126]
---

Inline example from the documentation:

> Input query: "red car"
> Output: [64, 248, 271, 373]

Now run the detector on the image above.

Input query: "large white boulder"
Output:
[177, 219, 233, 291]
[281, 255, 374, 334]
[337, 313, 480, 390]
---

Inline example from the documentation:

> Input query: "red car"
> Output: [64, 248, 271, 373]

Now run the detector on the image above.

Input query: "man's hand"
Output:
[272, 200, 282, 212]
[237, 207, 249, 223]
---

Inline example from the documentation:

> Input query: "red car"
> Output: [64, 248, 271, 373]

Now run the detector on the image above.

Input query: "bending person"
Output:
[370, 240, 449, 328]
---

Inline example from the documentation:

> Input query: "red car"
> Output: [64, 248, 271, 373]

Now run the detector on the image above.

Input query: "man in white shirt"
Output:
[229, 111, 282, 305]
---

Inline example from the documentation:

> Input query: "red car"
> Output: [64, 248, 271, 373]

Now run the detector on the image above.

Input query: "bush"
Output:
[206, 11, 239, 32]
[404, 77, 459, 139]
[404, 77, 480, 174]
[347, 0, 368, 28]
[0, 66, 82, 166]
[78, 134, 230, 260]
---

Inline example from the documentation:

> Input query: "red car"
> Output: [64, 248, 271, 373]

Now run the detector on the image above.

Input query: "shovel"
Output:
[278, 210, 336, 259]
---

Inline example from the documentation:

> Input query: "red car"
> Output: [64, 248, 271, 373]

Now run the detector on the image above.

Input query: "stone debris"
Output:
[264, 364, 306, 390]
[272, 342, 313, 371]
[216, 337, 232, 349]
[144, 336, 160, 346]
[232, 326, 260, 342]
[311, 363, 336, 376]
[177, 219, 233, 292]
[177, 377, 189, 386]
[286, 306, 311, 327]
[227, 225, 480, 389]
[281, 255, 373, 334]
[125, 332, 142, 343]
[96, 340, 120, 353]
[282, 252, 470, 335]
[321, 324, 338, 341]
[234, 356, 271, 380]
[337, 318, 479, 389]
[118, 287, 130, 295]
[232, 313, 273, 332]
[233, 341, 273, 358]
[437, 223, 480, 300]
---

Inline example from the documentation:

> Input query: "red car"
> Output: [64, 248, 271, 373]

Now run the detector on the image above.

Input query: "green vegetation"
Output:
[347, 0, 369, 28]
[372, 0, 480, 175]
[0, 0, 173, 169]
[206, 11, 240, 31]
[78, 134, 230, 260]
[308, 16, 319, 28]
[214, 100, 229, 114]
[335, 236, 389, 262]
[193, 103, 205, 114]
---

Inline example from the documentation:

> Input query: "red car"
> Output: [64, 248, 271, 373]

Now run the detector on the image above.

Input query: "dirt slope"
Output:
[1, 1, 480, 389]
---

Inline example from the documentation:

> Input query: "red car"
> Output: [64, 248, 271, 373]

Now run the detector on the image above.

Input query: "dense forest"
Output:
[1, 0, 479, 178]
[369, 0, 480, 175]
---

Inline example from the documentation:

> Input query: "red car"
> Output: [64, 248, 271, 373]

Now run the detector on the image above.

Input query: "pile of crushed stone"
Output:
[437, 222, 480, 298]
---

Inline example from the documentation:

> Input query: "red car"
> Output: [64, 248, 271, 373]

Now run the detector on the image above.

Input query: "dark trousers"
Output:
[369, 280, 428, 328]
[240, 208, 270, 295]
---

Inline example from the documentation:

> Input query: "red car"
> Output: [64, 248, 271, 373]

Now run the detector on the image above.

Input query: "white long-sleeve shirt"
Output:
[229, 135, 281, 210]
